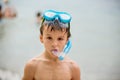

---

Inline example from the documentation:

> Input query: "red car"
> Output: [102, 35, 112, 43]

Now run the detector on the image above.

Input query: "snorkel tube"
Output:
[58, 39, 72, 60]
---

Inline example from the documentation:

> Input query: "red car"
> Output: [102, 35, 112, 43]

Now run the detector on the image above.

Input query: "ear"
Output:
[40, 35, 43, 43]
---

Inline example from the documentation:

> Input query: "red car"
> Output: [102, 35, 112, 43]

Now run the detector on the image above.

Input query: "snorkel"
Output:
[58, 39, 72, 60]
[42, 10, 72, 60]
[51, 39, 72, 60]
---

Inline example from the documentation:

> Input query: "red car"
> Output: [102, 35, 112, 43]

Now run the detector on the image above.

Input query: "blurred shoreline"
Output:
[0, 69, 21, 80]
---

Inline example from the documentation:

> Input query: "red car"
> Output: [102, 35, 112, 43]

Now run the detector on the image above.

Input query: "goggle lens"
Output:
[44, 12, 56, 19]
[59, 14, 71, 20]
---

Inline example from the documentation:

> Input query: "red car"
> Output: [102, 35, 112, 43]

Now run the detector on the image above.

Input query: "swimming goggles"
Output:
[42, 10, 72, 24]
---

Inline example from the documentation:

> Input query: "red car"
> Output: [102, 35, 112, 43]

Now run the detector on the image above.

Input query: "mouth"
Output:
[51, 49, 59, 57]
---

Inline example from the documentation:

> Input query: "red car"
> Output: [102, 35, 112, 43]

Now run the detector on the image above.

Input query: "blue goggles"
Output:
[42, 10, 72, 24]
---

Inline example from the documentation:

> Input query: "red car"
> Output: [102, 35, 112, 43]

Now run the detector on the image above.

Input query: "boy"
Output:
[22, 10, 80, 80]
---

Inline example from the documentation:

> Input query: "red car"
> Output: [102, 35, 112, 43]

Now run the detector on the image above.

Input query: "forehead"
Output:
[43, 25, 67, 36]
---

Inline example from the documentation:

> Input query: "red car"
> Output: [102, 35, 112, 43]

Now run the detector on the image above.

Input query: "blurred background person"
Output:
[36, 11, 42, 26]
[3, 0, 9, 4]
[3, 7, 17, 18]
[0, 4, 3, 20]
[2, 0, 17, 19]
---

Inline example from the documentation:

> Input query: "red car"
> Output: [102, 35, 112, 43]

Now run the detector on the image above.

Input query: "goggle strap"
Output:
[68, 22, 70, 28]
[41, 18, 45, 25]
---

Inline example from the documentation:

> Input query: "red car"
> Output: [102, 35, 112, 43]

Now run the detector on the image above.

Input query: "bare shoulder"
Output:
[70, 60, 80, 70]
[66, 59, 80, 71]
[65, 59, 81, 80]
[65, 58, 80, 69]
[22, 56, 41, 80]
[25, 58, 38, 68]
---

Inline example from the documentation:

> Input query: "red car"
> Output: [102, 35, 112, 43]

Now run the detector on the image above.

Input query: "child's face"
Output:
[40, 25, 68, 57]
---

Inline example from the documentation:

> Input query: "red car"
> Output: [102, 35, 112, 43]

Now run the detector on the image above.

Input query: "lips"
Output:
[51, 49, 59, 57]
[52, 49, 58, 52]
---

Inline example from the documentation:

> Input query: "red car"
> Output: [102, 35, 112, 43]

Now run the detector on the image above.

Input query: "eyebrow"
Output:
[46, 33, 65, 38]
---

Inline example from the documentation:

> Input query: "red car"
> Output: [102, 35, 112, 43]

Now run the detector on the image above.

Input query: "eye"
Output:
[47, 37, 52, 40]
[58, 37, 64, 41]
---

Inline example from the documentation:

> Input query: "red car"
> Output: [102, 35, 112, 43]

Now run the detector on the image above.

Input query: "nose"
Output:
[52, 40, 58, 47]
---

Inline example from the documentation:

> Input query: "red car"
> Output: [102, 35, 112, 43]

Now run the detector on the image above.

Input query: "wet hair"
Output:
[40, 19, 71, 38]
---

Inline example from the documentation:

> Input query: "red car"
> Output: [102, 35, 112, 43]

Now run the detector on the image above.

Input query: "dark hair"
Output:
[0, 4, 2, 10]
[40, 19, 71, 38]
[37, 12, 41, 17]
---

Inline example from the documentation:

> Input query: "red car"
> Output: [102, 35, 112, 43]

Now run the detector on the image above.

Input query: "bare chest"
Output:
[34, 62, 72, 80]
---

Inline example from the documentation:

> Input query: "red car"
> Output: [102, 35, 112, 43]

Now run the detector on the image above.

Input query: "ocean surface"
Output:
[0, 0, 120, 80]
